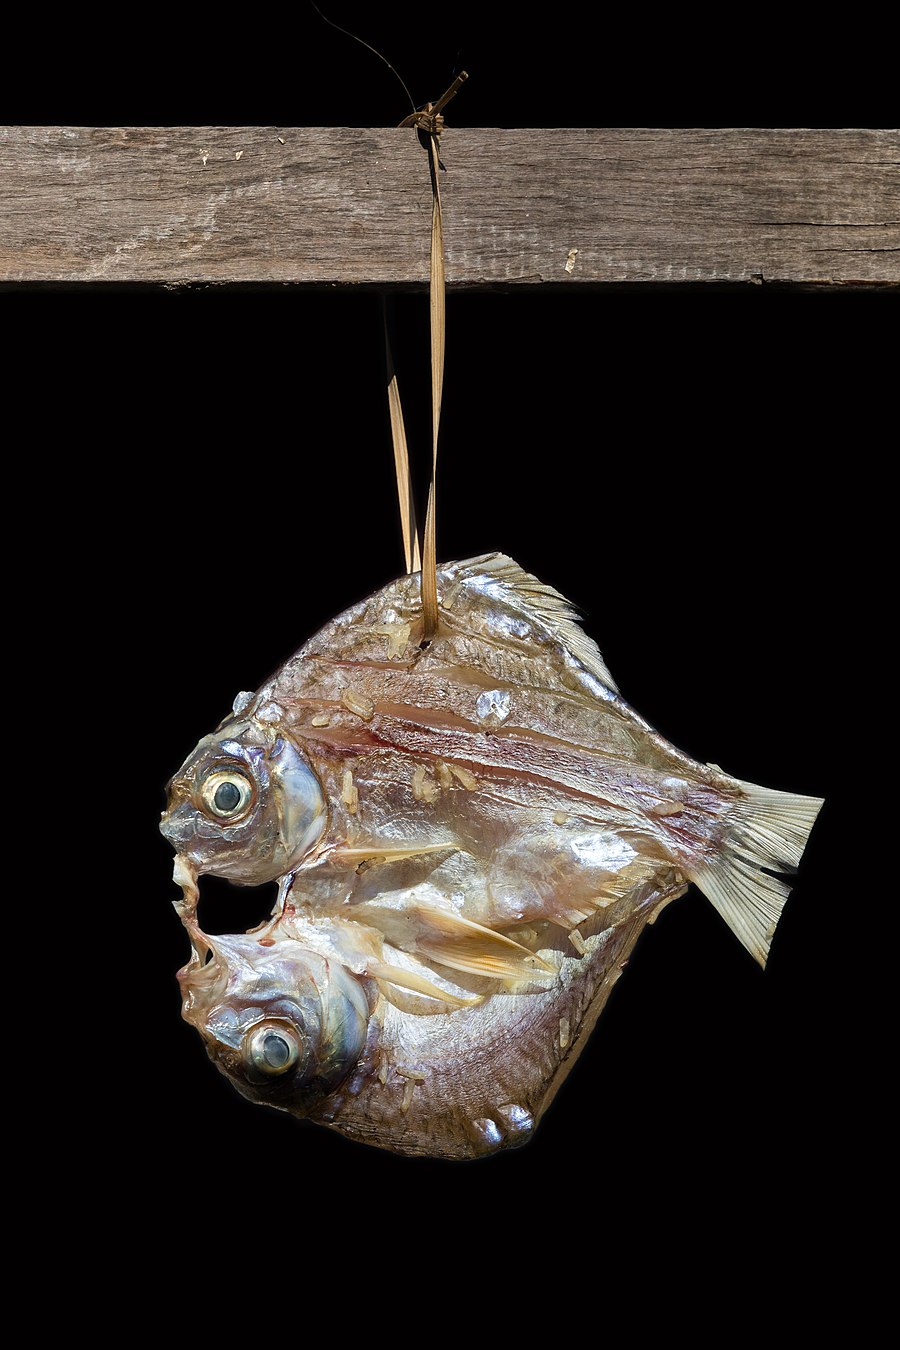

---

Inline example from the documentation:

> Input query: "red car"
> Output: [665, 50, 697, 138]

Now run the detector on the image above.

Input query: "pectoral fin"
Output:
[367, 958, 482, 1010]
[351, 898, 556, 984]
[325, 843, 457, 871]
[412, 905, 555, 981]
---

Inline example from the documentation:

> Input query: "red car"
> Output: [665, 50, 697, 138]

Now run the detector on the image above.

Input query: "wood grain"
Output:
[1, 127, 897, 286]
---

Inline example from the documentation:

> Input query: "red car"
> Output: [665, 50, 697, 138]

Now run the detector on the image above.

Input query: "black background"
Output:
[6, 3, 897, 129]
[6, 3, 889, 1297]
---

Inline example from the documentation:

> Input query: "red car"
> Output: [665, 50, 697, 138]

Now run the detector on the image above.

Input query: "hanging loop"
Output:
[387, 71, 468, 643]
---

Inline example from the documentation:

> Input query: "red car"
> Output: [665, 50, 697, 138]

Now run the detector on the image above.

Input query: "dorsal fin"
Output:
[446, 553, 619, 693]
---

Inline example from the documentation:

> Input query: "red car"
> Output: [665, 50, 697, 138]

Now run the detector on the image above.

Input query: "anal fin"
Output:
[549, 859, 670, 929]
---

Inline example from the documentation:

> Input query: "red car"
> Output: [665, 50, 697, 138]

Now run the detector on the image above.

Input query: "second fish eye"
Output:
[243, 1021, 303, 1078]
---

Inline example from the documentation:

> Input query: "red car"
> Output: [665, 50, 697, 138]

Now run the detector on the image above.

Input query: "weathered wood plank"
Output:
[1, 127, 897, 286]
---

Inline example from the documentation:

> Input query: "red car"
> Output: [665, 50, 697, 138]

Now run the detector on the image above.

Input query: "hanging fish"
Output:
[161, 553, 822, 1159]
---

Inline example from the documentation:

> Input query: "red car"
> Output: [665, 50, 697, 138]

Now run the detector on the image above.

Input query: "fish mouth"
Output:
[172, 856, 235, 1031]
[171, 855, 281, 1016]
[160, 802, 204, 861]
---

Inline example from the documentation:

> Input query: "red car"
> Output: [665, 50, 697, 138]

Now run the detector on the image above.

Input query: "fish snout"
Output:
[160, 800, 200, 855]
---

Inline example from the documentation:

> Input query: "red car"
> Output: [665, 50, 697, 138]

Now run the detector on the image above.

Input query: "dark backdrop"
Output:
[5, 3, 895, 128]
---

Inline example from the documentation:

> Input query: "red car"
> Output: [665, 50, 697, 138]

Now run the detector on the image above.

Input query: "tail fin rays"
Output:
[688, 781, 824, 967]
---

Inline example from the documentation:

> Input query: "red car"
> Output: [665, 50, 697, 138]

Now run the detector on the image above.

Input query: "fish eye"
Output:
[243, 1021, 303, 1078]
[199, 769, 254, 820]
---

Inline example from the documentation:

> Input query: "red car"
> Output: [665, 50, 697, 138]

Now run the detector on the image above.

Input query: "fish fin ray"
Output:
[688, 781, 824, 967]
[368, 959, 481, 1009]
[414, 903, 556, 980]
[328, 843, 456, 867]
[447, 553, 618, 693]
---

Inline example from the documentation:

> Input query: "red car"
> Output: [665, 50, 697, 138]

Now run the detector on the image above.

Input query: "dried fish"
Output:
[162, 554, 822, 1158]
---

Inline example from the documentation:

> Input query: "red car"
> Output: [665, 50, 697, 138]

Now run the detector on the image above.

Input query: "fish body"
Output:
[163, 554, 823, 1159]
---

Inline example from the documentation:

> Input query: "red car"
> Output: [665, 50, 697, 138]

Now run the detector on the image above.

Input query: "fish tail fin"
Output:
[687, 780, 824, 968]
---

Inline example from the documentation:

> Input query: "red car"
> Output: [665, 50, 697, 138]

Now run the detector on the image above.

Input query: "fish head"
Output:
[160, 718, 327, 884]
[178, 921, 371, 1114]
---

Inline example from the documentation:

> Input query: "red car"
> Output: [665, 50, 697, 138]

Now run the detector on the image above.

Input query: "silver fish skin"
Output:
[162, 554, 823, 1157]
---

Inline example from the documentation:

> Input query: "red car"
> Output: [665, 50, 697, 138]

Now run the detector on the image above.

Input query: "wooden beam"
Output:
[1, 127, 897, 287]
